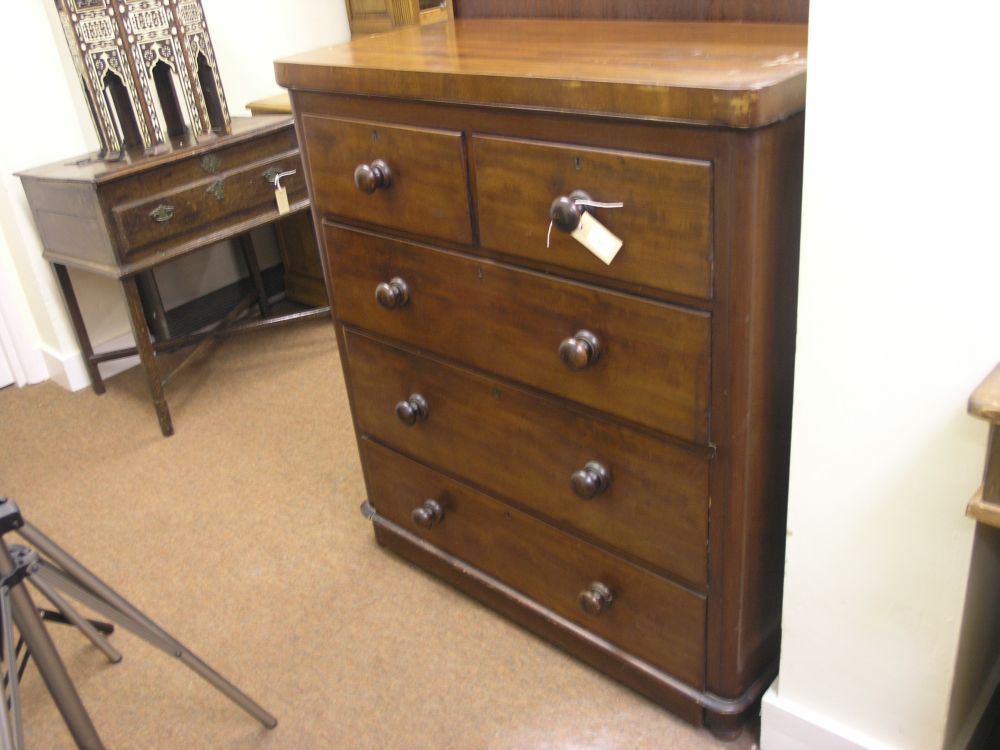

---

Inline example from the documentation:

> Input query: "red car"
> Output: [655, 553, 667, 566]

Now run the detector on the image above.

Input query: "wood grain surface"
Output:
[302, 114, 473, 245]
[473, 135, 713, 299]
[362, 439, 708, 687]
[276, 20, 807, 127]
[325, 223, 712, 442]
[344, 330, 711, 584]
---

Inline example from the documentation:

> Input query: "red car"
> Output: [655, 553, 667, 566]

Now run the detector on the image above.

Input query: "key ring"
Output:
[272, 169, 297, 191]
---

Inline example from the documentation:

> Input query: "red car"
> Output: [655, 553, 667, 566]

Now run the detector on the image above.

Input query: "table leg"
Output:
[121, 276, 173, 437]
[52, 263, 105, 395]
[238, 233, 270, 319]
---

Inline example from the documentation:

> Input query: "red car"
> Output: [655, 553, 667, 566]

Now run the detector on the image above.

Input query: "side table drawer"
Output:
[362, 439, 707, 689]
[326, 222, 711, 443]
[344, 330, 710, 585]
[472, 135, 713, 299]
[112, 151, 306, 257]
[302, 114, 472, 245]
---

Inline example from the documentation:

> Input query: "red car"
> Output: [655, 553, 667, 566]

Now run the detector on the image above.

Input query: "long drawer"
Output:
[362, 439, 707, 688]
[326, 222, 711, 443]
[112, 150, 306, 257]
[472, 135, 713, 299]
[344, 330, 710, 584]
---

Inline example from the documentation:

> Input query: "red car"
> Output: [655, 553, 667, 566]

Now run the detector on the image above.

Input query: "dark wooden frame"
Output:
[452, 0, 808, 23]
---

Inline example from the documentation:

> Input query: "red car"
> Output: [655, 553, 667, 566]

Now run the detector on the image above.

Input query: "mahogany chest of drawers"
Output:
[278, 20, 806, 736]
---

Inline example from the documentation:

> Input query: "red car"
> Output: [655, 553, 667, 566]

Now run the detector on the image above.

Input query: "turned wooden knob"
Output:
[411, 498, 444, 528]
[375, 277, 409, 309]
[549, 189, 592, 233]
[395, 394, 429, 426]
[571, 461, 611, 499]
[578, 582, 614, 616]
[354, 159, 392, 193]
[559, 330, 601, 370]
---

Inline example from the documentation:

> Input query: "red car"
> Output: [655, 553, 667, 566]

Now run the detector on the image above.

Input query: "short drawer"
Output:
[472, 135, 712, 299]
[301, 114, 472, 245]
[326, 223, 711, 443]
[112, 151, 306, 256]
[344, 330, 709, 585]
[362, 439, 707, 689]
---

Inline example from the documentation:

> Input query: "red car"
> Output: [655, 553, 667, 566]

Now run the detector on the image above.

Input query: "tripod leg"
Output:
[1, 587, 21, 750]
[19, 525, 277, 729]
[27, 578, 122, 664]
[0, 544, 106, 750]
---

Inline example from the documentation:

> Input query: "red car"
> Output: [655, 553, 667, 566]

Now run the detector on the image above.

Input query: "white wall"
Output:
[0, 0, 349, 390]
[761, 2, 1000, 749]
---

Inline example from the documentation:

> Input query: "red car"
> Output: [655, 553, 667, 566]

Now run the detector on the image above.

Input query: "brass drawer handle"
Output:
[550, 189, 593, 233]
[206, 179, 225, 202]
[411, 499, 444, 528]
[571, 461, 611, 499]
[578, 582, 614, 616]
[201, 154, 221, 174]
[375, 277, 409, 309]
[559, 330, 601, 370]
[149, 204, 175, 223]
[354, 159, 392, 193]
[395, 394, 429, 426]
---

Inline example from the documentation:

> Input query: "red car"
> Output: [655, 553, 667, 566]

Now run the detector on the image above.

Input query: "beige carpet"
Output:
[0, 319, 755, 749]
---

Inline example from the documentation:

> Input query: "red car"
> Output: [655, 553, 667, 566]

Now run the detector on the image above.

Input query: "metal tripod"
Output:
[0, 497, 276, 750]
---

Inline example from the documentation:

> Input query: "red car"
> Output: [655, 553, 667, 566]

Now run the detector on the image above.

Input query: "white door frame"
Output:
[0, 296, 22, 388]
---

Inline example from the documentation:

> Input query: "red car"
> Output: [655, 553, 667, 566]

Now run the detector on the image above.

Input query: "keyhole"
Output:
[476, 265, 484, 280]
[372, 130, 379, 142]
[575, 156, 582, 171]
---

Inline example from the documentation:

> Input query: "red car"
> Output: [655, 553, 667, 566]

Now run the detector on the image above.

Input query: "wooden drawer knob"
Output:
[571, 461, 611, 499]
[395, 394, 429, 426]
[411, 499, 444, 528]
[578, 582, 614, 616]
[354, 159, 392, 193]
[375, 277, 409, 309]
[559, 330, 601, 370]
[549, 189, 592, 233]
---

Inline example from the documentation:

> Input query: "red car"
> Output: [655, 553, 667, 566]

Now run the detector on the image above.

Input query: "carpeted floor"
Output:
[0, 319, 756, 749]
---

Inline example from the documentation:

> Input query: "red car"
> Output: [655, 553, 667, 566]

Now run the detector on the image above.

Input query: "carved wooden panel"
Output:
[53, 0, 232, 156]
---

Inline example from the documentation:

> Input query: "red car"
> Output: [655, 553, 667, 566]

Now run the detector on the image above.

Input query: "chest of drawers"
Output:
[278, 19, 806, 736]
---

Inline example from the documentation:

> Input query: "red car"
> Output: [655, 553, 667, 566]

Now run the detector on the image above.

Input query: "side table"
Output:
[18, 115, 329, 437]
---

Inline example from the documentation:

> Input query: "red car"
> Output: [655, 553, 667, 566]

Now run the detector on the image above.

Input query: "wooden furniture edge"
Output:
[274, 20, 807, 128]
[969, 363, 1000, 423]
[967, 486, 1000, 527]
[247, 93, 292, 115]
[15, 115, 294, 184]
[967, 363, 1000, 526]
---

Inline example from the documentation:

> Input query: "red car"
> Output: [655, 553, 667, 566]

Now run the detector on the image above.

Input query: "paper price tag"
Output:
[571, 211, 622, 265]
[275, 186, 290, 215]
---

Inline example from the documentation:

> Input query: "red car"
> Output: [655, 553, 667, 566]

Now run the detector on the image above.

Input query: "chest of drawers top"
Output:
[280, 19, 806, 738]
[276, 19, 806, 127]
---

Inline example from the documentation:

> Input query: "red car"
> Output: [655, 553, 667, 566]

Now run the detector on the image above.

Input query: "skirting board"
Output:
[760, 686, 891, 750]
[44, 330, 138, 392]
